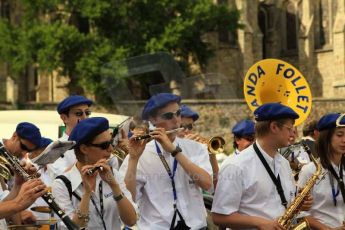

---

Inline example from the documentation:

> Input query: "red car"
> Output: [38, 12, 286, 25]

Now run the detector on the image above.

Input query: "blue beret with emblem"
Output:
[16, 122, 42, 147]
[232, 120, 255, 136]
[141, 93, 181, 120]
[57, 95, 93, 114]
[69, 117, 109, 148]
[180, 105, 199, 121]
[317, 113, 345, 131]
[254, 103, 299, 121]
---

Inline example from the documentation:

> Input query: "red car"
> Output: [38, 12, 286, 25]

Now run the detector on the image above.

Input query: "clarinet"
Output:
[0, 144, 81, 230]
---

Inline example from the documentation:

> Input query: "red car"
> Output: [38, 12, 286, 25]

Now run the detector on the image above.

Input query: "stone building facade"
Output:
[0, 0, 344, 109]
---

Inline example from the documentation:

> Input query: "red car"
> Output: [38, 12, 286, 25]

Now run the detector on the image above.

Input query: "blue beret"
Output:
[254, 103, 299, 121]
[57, 95, 93, 114]
[180, 105, 199, 121]
[40, 137, 53, 148]
[232, 120, 255, 136]
[142, 93, 181, 120]
[69, 117, 109, 148]
[16, 122, 42, 147]
[317, 113, 345, 131]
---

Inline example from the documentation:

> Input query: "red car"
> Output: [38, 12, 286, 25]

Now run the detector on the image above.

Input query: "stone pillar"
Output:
[332, 0, 345, 97]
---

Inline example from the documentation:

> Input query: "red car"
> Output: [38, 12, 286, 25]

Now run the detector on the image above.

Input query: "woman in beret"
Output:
[52, 117, 138, 230]
[298, 113, 345, 229]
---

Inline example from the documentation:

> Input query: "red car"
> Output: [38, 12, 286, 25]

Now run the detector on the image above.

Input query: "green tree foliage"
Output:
[0, 0, 240, 96]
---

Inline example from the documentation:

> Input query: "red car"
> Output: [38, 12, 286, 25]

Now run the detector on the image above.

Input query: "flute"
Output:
[86, 158, 111, 176]
[133, 127, 185, 141]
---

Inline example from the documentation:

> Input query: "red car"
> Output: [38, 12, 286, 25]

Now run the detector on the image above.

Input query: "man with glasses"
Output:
[212, 103, 312, 229]
[50, 95, 93, 178]
[0, 122, 47, 228]
[120, 93, 212, 230]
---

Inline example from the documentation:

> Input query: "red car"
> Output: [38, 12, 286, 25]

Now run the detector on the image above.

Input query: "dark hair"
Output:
[233, 136, 238, 149]
[316, 128, 345, 168]
[255, 118, 290, 138]
[302, 120, 318, 137]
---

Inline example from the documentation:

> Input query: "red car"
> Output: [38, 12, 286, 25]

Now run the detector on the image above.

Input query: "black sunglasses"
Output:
[19, 140, 36, 152]
[72, 110, 92, 117]
[160, 109, 181, 120]
[181, 123, 193, 130]
[87, 139, 114, 150]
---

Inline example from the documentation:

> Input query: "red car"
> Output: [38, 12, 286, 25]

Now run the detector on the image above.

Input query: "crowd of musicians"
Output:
[0, 92, 344, 230]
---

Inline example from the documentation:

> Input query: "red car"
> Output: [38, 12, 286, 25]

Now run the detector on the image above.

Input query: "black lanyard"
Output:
[253, 143, 287, 208]
[328, 162, 345, 206]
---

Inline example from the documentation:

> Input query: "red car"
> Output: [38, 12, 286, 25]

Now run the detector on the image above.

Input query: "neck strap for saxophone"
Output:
[253, 143, 287, 208]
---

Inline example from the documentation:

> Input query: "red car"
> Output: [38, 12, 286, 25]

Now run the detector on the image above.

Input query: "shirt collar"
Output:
[69, 164, 83, 192]
[255, 140, 274, 165]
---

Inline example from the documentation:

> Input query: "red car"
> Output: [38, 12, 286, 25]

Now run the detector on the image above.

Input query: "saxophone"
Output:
[278, 144, 322, 230]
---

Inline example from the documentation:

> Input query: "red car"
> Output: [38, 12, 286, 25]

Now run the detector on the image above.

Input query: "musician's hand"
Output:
[300, 193, 313, 211]
[20, 210, 36, 224]
[150, 128, 175, 153]
[128, 130, 148, 160]
[95, 159, 117, 186]
[14, 179, 47, 211]
[81, 165, 97, 193]
[15, 161, 40, 186]
[257, 219, 285, 230]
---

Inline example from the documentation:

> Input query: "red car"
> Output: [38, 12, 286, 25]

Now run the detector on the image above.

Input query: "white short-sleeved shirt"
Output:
[52, 164, 136, 230]
[119, 137, 212, 230]
[212, 141, 296, 230]
[49, 133, 77, 179]
[298, 162, 345, 228]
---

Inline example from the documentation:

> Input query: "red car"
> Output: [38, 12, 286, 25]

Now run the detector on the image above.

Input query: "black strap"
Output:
[56, 175, 107, 230]
[253, 143, 287, 208]
[169, 208, 185, 230]
[328, 162, 345, 205]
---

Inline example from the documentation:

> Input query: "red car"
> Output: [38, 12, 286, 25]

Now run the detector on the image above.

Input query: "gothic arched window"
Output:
[314, 0, 336, 49]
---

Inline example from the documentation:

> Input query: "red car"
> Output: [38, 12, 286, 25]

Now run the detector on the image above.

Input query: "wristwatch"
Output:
[171, 146, 182, 157]
[113, 192, 124, 202]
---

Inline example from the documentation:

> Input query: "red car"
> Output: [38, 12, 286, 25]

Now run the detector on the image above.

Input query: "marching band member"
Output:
[298, 113, 345, 229]
[120, 93, 212, 230]
[52, 117, 137, 229]
[231, 120, 255, 155]
[50, 95, 93, 179]
[0, 122, 47, 228]
[178, 104, 219, 189]
[211, 103, 312, 229]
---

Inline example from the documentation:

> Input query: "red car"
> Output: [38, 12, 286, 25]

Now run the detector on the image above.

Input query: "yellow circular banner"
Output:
[243, 59, 312, 126]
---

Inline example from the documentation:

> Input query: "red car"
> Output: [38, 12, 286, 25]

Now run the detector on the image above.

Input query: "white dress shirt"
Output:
[49, 133, 77, 179]
[212, 141, 296, 230]
[119, 137, 212, 230]
[298, 162, 345, 228]
[52, 164, 136, 230]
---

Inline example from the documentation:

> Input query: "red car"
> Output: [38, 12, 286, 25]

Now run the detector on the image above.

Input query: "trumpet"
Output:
[133, 127, 185, 141]
[193, 135, 226, 155]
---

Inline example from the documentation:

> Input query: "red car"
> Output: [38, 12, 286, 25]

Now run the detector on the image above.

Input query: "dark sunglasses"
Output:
[72, 110, 92, 117]
[19, 140, 36, 152]
[181, 123, 193, 130]
[160, 109, 181, 120]
[87, 139, 114, 150]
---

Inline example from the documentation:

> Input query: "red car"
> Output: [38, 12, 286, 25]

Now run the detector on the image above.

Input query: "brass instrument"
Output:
[278, 144, 322, 230]
[0, 155, 12, 180]
[112, 147, 127, 161]
[195, 136, 226, 155]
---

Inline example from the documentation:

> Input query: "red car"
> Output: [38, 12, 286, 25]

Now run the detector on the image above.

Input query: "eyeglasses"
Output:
[181, 123, 193, 130]
[87, 139, 114, 150]
[281, 124, 294, 133]
[71, 110, 92, 117]
[159, 109, 181, 120]
[19, 140, 36, 152]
